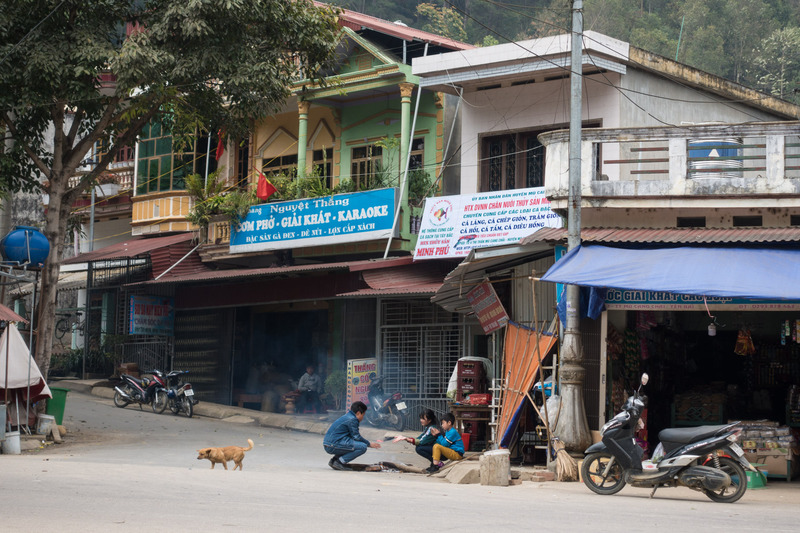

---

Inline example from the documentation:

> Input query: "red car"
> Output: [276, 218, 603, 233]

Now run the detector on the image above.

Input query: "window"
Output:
[312, 148, 333, 189]
[481, 131, 544, 191]
[262, 153, 298, 178]
[351, 145, 383, 190]
[136, 122, 216, 194]
[732, 216, 762, 227]
[677, 217, 706, 228]
[235, 138, 250, 189]
[409, 138, 425, 170]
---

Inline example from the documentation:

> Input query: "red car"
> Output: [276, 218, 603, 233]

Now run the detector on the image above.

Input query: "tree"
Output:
[0, 0, 340, 378]
[416, 3, 467, 43]
[747, 27, 800, 103]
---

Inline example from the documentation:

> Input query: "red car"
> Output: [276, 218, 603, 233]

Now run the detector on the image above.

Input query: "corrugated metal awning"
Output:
[10, 270, 87, 297]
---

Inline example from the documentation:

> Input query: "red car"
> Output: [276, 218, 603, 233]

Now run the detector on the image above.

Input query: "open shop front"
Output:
[541, 244, 800, 482]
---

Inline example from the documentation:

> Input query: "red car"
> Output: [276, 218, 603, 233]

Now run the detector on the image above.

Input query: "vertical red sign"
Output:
[467, 282, 509, 334]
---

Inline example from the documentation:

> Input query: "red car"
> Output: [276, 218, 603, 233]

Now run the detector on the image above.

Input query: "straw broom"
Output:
[529, 274, 578, 482]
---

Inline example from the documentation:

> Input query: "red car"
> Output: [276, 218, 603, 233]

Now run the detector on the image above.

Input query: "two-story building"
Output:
[57, 9, 481, 420]
[414, 31, 800, 455]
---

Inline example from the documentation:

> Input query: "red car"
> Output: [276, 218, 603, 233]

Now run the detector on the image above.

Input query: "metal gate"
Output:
[379, 298, 465, 431]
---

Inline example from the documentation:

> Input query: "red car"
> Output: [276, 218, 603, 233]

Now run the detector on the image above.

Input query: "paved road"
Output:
[2, 391, 800, 532]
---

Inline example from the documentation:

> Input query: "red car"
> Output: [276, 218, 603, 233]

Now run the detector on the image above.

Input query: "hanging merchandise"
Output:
[781, 321, 787, 346]
[733, 328, 756, 356]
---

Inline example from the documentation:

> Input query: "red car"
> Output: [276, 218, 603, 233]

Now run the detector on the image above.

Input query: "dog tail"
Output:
[244, 439, 254, 452]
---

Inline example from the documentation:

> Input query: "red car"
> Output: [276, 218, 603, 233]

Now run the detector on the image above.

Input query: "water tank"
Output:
[688, 137, 743, 179]
[0, 226, 50, 266]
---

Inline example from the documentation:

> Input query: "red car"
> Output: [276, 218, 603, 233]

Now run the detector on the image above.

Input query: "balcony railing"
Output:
[540, 121, 800, 206]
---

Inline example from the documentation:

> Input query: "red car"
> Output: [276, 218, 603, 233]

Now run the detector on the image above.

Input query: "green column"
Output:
[297, 100, 310, 178]
[399, 83, 414, 221]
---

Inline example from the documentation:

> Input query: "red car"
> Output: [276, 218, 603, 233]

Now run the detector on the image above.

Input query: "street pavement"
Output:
[2, 381, 800, 532]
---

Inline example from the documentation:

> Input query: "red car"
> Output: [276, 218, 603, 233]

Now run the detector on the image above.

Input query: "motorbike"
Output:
[114, 370, 167, 413]
[364, 376, 407, 431]
[581, 373, 757, 503]
[152, 370, 196, 417]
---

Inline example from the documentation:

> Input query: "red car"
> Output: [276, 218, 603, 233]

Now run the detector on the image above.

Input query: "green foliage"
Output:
[185, 169, 227, 227]
[416, 3, 467, 42]
[219, 188, 258, 229]
[408, 169, 433, 207]
[324, 369, 347, 410]
[748, 27, 800, 104]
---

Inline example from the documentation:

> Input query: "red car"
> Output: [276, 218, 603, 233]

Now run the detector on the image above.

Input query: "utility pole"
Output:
[554, 0, 592, 453]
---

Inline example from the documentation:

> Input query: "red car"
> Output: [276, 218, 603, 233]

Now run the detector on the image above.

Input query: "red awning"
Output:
[62, 233, 194, 265]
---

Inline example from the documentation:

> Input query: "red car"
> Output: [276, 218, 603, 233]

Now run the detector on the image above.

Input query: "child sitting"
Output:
[427, 412, 464, 473]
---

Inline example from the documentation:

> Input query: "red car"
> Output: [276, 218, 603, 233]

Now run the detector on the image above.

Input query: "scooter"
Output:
[152, 370, 196, 417]
[113, 370, 166, 413]
[581, 373, 758, 503]
[365, 376, 407, 431]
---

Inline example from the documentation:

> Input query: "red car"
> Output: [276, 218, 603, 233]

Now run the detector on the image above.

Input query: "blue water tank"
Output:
[0, 226, 50, 266]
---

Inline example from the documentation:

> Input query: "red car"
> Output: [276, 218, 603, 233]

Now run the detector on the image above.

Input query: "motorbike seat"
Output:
[658, 424, 732, 446]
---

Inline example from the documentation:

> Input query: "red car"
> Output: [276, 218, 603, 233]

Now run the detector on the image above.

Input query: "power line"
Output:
[0, 0, 67, 65]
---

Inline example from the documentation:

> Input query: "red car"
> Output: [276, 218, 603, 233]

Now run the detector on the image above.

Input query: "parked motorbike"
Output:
[581, 373, 757, 503]
[114, 370, 167, 413]
[364, 376, 407, 431]
[152, 370, 196, 418]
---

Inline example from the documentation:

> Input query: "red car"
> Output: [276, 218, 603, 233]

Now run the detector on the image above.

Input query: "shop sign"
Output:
[413, 187, 562, 260]
[229, 188, 397, 254]
[129, 295, 174, 335]
[346, 358, 378, 407]
[468, 282, 509, 334]
[605, 289, 800, 310]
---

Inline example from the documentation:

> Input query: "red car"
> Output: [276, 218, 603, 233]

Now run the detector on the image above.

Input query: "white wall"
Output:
[458, 73, 622, 194]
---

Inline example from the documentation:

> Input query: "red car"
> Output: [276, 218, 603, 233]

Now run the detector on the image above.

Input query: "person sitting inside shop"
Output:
[323, 401, 381, 471]
[296, 364, 323, 413]
[404, 409, 440, 465]
[427, 412, 464, 473]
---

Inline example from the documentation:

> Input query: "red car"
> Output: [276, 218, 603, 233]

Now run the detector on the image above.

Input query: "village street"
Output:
[1, 391, 799, 532]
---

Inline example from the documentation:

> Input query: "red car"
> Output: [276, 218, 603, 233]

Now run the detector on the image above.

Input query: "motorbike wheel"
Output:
[113, 386, 132, 408]
[181, 396, 194, 418]
[364, 409, 380, 428]
[388, 411, 405, 431]
[704, 456, 747, 503]
[152, 390, 168, 414]
[581, 452, 626, 495]
[169, 398, 180, 415]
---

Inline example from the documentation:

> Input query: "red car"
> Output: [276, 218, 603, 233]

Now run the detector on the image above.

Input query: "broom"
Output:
[529, 274, 578, 482]
[551, 437, 578, 481]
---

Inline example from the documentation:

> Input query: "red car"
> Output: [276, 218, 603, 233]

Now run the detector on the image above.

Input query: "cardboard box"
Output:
[746, 449, 799, 481]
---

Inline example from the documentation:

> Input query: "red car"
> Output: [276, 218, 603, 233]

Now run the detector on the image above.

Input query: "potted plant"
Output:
[95, 172, 120, 198]
[324, 369, 346, 411]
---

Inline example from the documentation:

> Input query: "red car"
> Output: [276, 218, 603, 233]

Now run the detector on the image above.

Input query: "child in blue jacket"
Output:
[428, 412, 464, 472]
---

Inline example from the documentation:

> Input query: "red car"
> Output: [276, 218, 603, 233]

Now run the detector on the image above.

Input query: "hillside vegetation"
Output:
[331, 0, 800, 104]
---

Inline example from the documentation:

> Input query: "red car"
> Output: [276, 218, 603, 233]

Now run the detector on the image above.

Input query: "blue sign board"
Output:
[129, 295, 175, 335]
[605, 289, 800, 310]
[230, 188, 397, 254]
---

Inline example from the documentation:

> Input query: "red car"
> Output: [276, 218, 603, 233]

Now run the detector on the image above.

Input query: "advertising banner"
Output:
[230, 188, 397, 254]
[129, 295, 174, 335]
[467, 282, 509, 334]
[414, 187, 562, 260]
[604, 290, 800, 311]
[346, 358, 378, 407]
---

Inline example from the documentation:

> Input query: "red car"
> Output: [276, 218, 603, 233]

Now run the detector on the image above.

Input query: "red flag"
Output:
[215, 129, 225, 161]
[256, 172, 277, 201]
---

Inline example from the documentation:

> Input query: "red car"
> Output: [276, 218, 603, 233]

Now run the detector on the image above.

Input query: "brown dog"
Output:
[197, 439, 254, 470]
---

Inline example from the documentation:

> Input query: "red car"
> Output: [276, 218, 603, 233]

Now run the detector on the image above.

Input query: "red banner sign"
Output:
[467, 282, 509, 334]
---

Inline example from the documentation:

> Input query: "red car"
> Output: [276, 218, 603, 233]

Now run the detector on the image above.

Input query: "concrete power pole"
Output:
[554, 0, 592, 452]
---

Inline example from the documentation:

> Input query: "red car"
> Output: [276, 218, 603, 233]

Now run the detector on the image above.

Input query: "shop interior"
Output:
[607, 309, 800, 479]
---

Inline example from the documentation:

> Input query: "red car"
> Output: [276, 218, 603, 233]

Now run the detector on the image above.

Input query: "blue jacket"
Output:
[323, 411, 370, 450]
[436, 427, 464, 455]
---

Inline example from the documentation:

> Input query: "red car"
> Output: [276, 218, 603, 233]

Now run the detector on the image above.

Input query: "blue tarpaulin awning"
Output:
[540, 245, 800, 301]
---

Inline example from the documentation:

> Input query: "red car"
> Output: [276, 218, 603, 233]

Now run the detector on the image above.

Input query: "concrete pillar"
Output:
[399, 83, 414, 209]
[297, 100, 311, 178]
[480, 448, 510, 486]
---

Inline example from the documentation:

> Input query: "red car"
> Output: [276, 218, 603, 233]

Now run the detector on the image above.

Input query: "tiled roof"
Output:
[62, 233, 195, 264]
[319, 2, 474, 51]
[520, 226, 800, 246]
